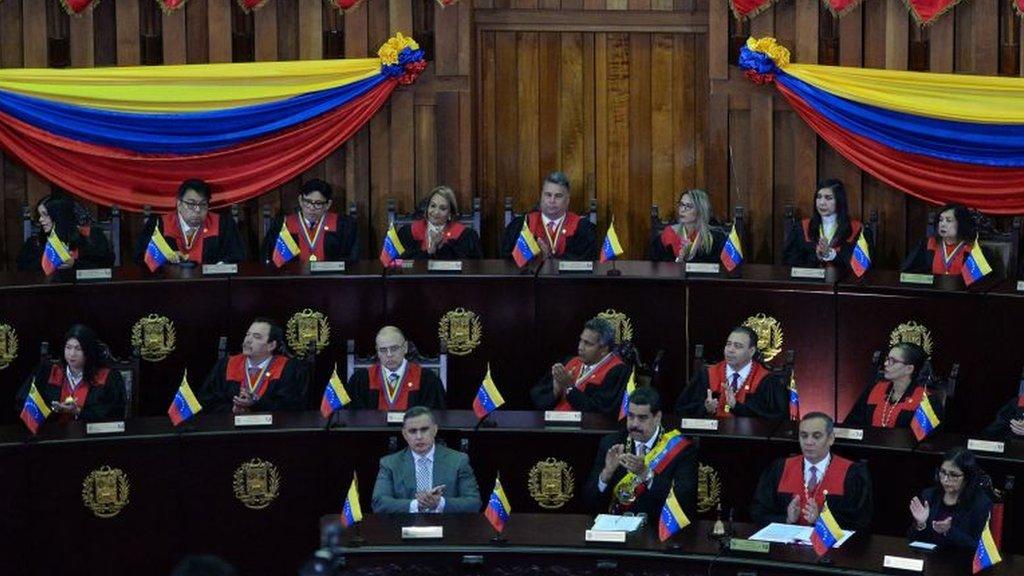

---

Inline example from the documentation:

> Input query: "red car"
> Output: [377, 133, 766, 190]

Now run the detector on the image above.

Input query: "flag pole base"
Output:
[816, 555, 833, 565]
[606, 267, 622, 277]
[490, 534, 507, 545]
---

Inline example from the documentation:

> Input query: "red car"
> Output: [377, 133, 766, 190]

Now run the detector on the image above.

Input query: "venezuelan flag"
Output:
[341, 474, 363, 528]
[649, 430, 690, 474]
[272, 225, 301, 268]
[850, 230, 871, 278]
[618, 368, 637, 421]
[379, 223, 405, 267]
[658, 487, 691, 542]
[811, 500, 845, 556]
[962, 236, 993, 286]
[41, 231, 72, 276]
[484, 473, 512, 533]
[320, 365, 352, 418]
[720, 224, 744, 271]
[599, 220, 624, 263]
[973, 515, 1003, 574]
[144, 227, 177, 272]
[512, 221, 541, 268]
[788, 376, 801, 421]
[472, 364, 505, 420]
[167, 372, 202, 426]
[910, 394, 941, 441]
[20, 381, 51, 435]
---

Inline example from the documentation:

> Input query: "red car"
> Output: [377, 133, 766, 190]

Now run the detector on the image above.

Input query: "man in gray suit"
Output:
[371, 406, 482, 513]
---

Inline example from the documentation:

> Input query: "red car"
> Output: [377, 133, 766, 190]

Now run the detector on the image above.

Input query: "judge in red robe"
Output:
[650, 189, 726, 263]
[17, 193, 114, 272]
[675, 326, 788, 420]
[782, 179, 865, 272]
[901, 203, 1000, 277]
[347, 326, 446, 411]
[260, 179, 358, 263]
[843, 342, 943, 429]
[200, 319, 306, 414]
[751, 412, 873, 530]
[501, 171, 597, 261]
[530, 317, 630, 417]
[396, 186, 482, 260]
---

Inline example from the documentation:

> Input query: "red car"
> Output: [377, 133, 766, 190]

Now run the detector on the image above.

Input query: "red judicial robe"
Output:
[843, 380, 942, 429]
[14, 362, 125, 422]
[782, 218, 863, 270]
[501, 210, 598, 261]
[347, 362, 446, 411]
[751, 453, 873, 530]
[675, 360, 788, 420]
[530, 354, 631, 417]
[199, 354, 306, 413]
[396, 219, 483, 260]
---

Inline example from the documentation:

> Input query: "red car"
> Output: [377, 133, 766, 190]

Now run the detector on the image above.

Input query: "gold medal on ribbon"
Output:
[308, 255, 318, 262]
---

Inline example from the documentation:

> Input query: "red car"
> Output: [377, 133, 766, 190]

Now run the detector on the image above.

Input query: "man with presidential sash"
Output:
[347, 326, 446, 411]
[199, 318, 306, 414]
[260, 178, 358, 264]
[500, 171, 597, 261]
[530, 317, 631, 418]
[583, 387, 698, 519]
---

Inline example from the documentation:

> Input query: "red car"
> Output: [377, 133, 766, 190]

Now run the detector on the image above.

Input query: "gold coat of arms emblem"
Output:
[596, 309, 634, 344]
[743, 313, 784, 362]
[438, 308, 482, 356]
[889, 321, 934, 355]
[0, 323, 17, 370]
[82, 465, 130, 518]
[233, 458, 281, 509]
[130, 314, 176, 362]
[286, 309, 330, 358]
[527, 457, 575, 509]
[696, 463, 722, 514]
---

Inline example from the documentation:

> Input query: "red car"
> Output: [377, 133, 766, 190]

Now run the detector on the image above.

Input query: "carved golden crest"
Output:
[82, 465, 130, 518]
[438, 308, 482, 356]
[696, 463, 722, 514]
[0, 323, 17, 370]
[130, 314, 176, 362]
[889, 321, 934, 356]
[743, 313, 784, 362]
[596, 309, 634, 344]
[528, 457, 575, 509]
[286, 309, 330, 358]
[233, 458, 281, 510]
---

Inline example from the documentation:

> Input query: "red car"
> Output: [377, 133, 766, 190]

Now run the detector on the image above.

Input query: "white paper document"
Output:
[591, 514, 644, 532]
[749, 523, 855, 548]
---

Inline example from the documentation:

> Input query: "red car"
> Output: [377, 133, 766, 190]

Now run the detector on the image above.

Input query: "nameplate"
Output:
[203, 263, 238, 275]
[234, 414, 273, 427]
[310, 261, 345, 274]
[900, 273, 934, 286]
[1017, 280, 1024, 292]
[558, 261, 594, 274]
[76, 268, 112, 281]
[428, 260, 463, 273]
[908, 541, 938, 551]
[883, 555, 924, 572]
[402, 526, 443, 539]
[729, 538, 770, 553]
[86, 421, 125, 435]
[678, 418, 719, 431]
[834, 427, 864, 441]
[544, 411, 582, 423]
[790, 267, 826, 280]
[584, 530, 626, 543]
[967, 439, 1005, 454]
[686, 263, 720, 274]
[386, 411, 405, 425]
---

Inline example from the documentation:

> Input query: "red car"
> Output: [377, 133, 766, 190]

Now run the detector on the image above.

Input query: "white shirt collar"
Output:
[412, 444, 436, 463]
[383, 359, 408, 384]
[542, 213, 565, 229]
[821, 214, 838, 239]
[66, 366, 83, 389]
[804, 453, 831, 481]
[725, 361, 753, 384]
[246, 356, 272, 371]
[177, 212, 195, 236]
[638, 426, 661, 454]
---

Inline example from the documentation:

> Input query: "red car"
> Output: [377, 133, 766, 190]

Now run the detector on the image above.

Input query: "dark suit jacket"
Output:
[371, 444, 481, 513]
[582, 429, 699, 519]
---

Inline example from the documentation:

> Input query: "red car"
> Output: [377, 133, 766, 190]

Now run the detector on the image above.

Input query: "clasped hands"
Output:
[704, 388, 735, 415]
[50, 398, 81, 416]
[599, 443, 650, 485]
[232, 389, 255, 414]
[786, 495, 821, 525]
[909, 496, 952, 535]
[416, 484, 446, 512]
[551, 363, 574, 396]
[815, 238, 836, 262]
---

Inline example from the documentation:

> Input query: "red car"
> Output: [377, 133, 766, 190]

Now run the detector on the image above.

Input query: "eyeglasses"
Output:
[678, 202, 696, 210]
[884, 356, 909, 366]
[938, 468, 964, 480]
[377, 344, 404, 356]
[178, 199, 209, 211]
[300, 197, 330, 208]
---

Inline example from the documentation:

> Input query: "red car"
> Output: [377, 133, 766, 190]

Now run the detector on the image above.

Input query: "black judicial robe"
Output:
[649, 225, 726, 263]
[17, 225, 114, 272]
[908, 486, 993, 549]
[582, 429, 699, 519]
[15, 363, 125, 423]
[751, 454, 873, 531]
[901, 237, 1002, 278]
[260, 211, 358, 263]
[199, 354, 306, 413]
[782, 218, 863, 271]
[675, 360, 788, 420]
[530, 354, 630, 418]
[396, 219, 482, 260]
[843, 381, 944, 430]
[981, 396, 1024, 440]
[347, 362, 446, 411]
[134, 211, 246, 266]
[501, 211, 597, 261]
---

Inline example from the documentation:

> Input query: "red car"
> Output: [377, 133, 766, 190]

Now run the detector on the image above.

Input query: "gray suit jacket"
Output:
[371, 444, 482, 514]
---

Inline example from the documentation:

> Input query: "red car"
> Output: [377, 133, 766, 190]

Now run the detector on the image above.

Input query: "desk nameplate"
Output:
[203, 263, 238, 275]
[76, 268, 112, 281]
[86, 421, 125, 435]
[234, 414, 273, 427]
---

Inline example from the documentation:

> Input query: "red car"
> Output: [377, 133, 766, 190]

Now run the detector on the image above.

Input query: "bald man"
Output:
[347, 326, 446, 411]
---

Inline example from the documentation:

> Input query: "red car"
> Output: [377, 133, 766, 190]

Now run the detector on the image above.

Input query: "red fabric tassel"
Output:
[61, 0, 98, 15]
[729, 0, 779, 19]
[157, 0, 189, 13]
[906, 0, 964, 24]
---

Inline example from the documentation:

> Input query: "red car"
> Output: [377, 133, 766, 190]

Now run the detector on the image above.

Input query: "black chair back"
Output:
[346, 338, 448, 390]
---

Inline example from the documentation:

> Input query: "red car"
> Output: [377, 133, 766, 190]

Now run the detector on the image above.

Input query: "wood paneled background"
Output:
[0, 0, 1019, 266]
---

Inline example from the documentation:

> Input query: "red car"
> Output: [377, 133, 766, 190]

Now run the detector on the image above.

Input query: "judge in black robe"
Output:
[260, 178, 358, 263]
[843, 342, 941, 430]
[395, 186, 482, 261]
[17, 194, 114, 272]
[781, 179, 864, 273]
[981, 396, 1024, 440]
[500, 171, 597, 261]
[347, 325, 446, 411]
[901, 203, 1002, 280]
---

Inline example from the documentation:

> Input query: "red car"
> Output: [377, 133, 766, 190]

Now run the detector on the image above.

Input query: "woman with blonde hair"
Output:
[397, 185, 482, 260]
[650, 189, 725, 263]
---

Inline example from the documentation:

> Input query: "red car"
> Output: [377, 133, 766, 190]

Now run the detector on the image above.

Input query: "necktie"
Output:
[730, 372, 740, 393]
[416, 456, 432, 494]
[387, 372, 400, 391]
[807, 465, 819, 493]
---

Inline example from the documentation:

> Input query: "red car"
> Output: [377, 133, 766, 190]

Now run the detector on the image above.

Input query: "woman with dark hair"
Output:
[902, 203, 997, 275]
[396, 185, 482, 260]
[16, 194, 114, 272]
[908, 448, 993, 549]
[14, 324, 125, 422]
[843, 342, 944, 429]
[782, 179, 864, 271]
[650, 189, 726, 263]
